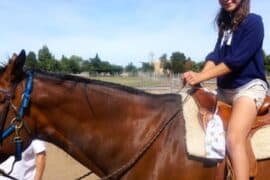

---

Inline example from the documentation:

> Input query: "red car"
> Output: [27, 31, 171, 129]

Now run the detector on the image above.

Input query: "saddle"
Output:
[190, 87, 270, 180]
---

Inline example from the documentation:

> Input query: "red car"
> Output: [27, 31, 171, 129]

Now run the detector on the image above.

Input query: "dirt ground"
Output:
[43, 83, 217, 180]
[43, 143, 99, 180]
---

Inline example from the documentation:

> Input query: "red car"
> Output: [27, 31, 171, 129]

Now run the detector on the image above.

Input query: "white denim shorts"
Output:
[217, 79, 268, 108]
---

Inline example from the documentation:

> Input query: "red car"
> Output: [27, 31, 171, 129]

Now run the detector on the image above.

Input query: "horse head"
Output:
[0, 50, 31, 163]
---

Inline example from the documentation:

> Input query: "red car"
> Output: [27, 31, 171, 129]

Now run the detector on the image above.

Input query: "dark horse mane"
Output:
[25, 68, 161, 96]
[1, 63, 174, 98]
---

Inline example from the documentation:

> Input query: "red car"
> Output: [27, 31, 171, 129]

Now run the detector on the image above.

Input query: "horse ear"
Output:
[5, 50, 26, 82]
[14, 50, 26, 72]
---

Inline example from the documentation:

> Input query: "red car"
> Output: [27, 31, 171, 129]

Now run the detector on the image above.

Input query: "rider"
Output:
[182, 0, 268, 179]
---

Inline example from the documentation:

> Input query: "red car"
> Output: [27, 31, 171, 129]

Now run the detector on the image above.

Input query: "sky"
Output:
[0, 0, 269, 66]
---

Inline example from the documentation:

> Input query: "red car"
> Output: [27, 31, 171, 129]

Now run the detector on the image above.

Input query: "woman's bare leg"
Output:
[226, 96, 257, 180]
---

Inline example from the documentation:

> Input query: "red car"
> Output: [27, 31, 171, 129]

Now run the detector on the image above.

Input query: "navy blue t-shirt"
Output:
[205, 13, 267, 89]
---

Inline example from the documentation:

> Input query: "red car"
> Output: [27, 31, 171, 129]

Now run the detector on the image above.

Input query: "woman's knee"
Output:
[226, 131, 246, 152]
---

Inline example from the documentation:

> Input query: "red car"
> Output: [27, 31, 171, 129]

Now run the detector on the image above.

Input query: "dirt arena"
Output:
[43, 143, 98, 180]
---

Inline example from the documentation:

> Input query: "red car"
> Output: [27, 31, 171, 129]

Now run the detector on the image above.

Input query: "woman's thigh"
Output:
[227, 96, 257, 139]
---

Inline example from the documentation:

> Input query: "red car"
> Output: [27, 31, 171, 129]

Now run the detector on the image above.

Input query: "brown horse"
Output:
[1, 50, 270, 180]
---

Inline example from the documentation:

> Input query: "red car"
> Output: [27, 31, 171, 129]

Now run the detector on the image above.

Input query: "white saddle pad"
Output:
[181, 91, 270, 160]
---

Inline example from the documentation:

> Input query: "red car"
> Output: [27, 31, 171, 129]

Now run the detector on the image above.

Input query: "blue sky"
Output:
[0, 0, 269, 66]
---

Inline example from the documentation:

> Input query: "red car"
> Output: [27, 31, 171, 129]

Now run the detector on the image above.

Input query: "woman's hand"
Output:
[182, 62, 231, 86]
[182, 71, 203, 86]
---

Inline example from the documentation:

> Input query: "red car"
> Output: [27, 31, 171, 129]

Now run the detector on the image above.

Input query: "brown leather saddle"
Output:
[190, 87, 270, 180]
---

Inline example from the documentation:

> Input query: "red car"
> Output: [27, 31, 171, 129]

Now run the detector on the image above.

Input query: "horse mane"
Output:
[29, 69, 156, 96]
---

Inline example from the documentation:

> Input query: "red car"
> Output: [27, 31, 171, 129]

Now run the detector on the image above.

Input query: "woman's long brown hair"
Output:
[215, 0, 250, 33]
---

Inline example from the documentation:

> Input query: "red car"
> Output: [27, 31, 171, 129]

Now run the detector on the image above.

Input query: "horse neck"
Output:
[27, 75, 171, 176]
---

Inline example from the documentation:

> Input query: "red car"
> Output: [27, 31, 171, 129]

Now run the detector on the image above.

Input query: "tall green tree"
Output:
[69, 55, 82, 73]
[25, 51, 39, 69]
[38, 45, 58, 71]
[90, 54, 102, 72]
[60, 55, 70, 72]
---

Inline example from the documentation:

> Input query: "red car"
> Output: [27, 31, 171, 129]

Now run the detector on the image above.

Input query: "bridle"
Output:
[0, 86, 15, 141]
[0, 71, 33, 180]
[0, 71, 33, 161]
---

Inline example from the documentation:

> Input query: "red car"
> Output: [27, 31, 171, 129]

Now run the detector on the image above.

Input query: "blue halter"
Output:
[0, 71, 33, 161]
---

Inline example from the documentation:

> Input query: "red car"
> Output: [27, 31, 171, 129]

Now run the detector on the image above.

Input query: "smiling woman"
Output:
[182, 0, 269, 179]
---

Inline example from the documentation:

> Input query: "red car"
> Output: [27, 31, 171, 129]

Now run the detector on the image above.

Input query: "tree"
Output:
[110, 65, 123, 75]
[25, 51, 39, 69]
[38, 45, 58, 71]
[265, 54, 270, 75]
[69, 55, 82, 73]
[99, 61, 111, 73]
[60, 55, 70, 72]
[183, 58, 193, 71]
[159, 54, 171, 73]
[192, 61, 204, 72]
[90, 54, 102, 72]
[81, 59, 93, 72]
[125, 62, 137, 76]
[141, 62, 154, 72]
[184, 58, 202, 72]
[170, 52, 186, 73]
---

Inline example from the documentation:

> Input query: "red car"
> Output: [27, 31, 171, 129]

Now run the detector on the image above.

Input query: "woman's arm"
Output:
[201, 61, 216, 72]
[183, 62, 231, 85]
[34, 151, 46, 180]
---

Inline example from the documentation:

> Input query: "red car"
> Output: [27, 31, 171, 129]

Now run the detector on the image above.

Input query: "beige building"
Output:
[152, 60, 164, 75]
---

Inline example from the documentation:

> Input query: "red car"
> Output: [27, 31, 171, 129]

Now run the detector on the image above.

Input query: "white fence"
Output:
[137, 72, 216, 94]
